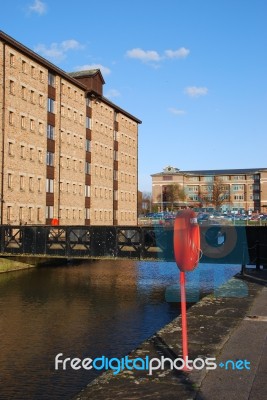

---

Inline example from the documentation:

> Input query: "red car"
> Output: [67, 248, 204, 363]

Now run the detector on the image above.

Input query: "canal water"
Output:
[0, 260, 240, 400]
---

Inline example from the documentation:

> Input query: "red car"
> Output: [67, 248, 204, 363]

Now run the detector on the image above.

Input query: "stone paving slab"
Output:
[73, 271, 267, 400]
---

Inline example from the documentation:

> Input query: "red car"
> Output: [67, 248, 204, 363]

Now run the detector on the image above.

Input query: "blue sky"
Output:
[1, 0, 267, 192]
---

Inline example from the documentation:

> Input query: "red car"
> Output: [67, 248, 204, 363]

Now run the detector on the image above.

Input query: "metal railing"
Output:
[0, 224, 267, 266]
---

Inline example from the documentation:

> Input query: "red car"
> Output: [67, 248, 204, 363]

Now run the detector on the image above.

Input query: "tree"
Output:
[138, 191, 151, 215]
[200, 178, 230, 210]
[163, 184, 186, 211]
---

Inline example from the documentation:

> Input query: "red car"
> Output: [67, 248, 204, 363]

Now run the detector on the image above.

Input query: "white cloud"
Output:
[105, 89, 121, 98]
[165, 48, 190, 59]
[126, 47, 190, 65]
[169, 108, 186, 115]
[34, 39, 83, 62]
[126, 48, 161, 62]
[61, 40, 83, 51]
[184, 86, 208, 97]
[75, 64, 111, 76]
[29, 0, 47, 15]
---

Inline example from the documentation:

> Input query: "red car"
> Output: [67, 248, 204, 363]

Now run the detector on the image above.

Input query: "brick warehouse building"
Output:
[152, 166, 267, 214]
[0, 31, 141, 226]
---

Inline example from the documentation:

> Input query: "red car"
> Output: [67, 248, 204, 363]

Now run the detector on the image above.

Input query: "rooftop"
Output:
[151, 167, 267, 177]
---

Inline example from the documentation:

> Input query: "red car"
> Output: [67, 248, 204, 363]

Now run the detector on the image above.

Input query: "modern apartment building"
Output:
[0, 31, 141, 226]
[152, 166, 267, 213]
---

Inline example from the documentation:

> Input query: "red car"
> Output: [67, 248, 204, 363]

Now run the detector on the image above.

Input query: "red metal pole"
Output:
[180, 271, 188, 362]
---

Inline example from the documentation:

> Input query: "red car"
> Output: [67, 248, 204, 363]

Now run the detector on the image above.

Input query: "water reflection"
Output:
[0, 260, 240, 400]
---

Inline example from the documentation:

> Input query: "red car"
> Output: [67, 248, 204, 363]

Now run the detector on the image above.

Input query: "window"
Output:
[8, 142, 14, 156]
[22, 86, 27, 100]
[85, 208, 90, 220]
[29, 147, 34, 160]
[86, 139, 91, 152]
[85, 162, 91, 174]
[7, 173, 13, 189]
[46, 152, 54, 166]
[38, 150, 43, 163]
[29, 177, 34, 192]
[86, 116, 91, 129]
[48, 72, 55, 87]
[30, 90, 35, 104]
[31, 65, 35, 78]
[114, 190, 118, 201]
[39, 94, 44, 107]
[37, 207, 41, 222]
[20, 145, 26, 159]
[203, 176, 213, 182]
[114, 170, 118, 181]
[47, 125, 55, 140]
[7, 206, 12, 222]
[47, 98, 55, 113]
[188, 176, 199, 182]
[20, 175, 25, 190]
[162, 175, 173, 182]
[46, 206, 54, 219]
[9, 80, 15, 95]
[39, 70, 44, 82]
[46, 178, 54, 193]
[188, 185, 199, 192]
[114, 150, 118, 161]
[233, 184, 244, 191]
[10, 53, 15, 67]
[30, 119, 35, 131]
[37, 177, 42, 192]
[21, 115, 26, 129]
[9, 111, 14, 125]
[22, 60, 27, 73]
[38, 122, 44, 134]
[28, 207, 33, 222]
[19, 207, 23, 222]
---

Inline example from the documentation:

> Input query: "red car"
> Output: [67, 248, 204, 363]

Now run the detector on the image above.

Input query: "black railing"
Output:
[0, 225, 267, 266]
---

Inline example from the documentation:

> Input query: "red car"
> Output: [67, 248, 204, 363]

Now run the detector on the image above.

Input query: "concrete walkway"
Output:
[196, 282, 267, 400]
[73, 270, 267, 400]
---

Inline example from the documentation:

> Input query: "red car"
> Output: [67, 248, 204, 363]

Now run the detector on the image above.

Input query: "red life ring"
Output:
[173, 209, 200, 272]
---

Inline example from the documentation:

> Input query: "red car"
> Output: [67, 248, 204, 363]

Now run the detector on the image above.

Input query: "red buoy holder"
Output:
[173, 209, 200, 370]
